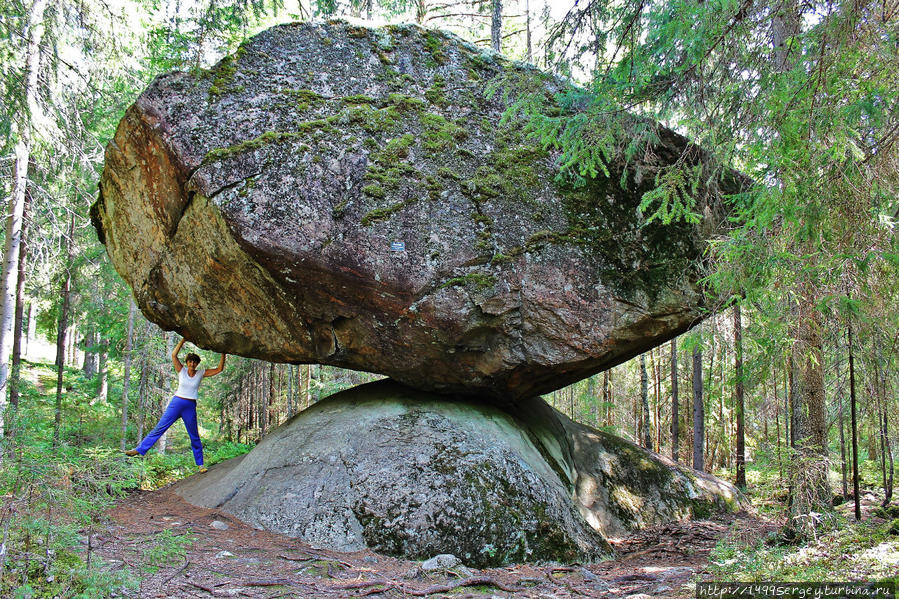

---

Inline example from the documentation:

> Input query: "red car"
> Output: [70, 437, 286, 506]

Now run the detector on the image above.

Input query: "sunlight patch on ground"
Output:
[25, 336, 59, 363]
[860, 541, 899, 564]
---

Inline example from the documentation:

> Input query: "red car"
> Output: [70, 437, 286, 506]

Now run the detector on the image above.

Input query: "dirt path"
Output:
[92, 486, 771, 598]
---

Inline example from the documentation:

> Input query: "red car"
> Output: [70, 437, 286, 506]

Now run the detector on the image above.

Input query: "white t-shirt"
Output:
[175, 367, 206, 400]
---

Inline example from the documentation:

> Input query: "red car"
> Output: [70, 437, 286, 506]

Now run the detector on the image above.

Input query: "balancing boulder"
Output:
[92, 20, 742, 400]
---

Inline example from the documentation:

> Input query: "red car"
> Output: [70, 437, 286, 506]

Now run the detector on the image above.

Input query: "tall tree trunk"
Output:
[82, 331, 97, 379]
[734, 304, 746, 489]
[225, 394, 233, 442]
[525, 0, 532, 62]
[881, 407, 893, 506]
[137, 343, 150, 441]
[159, 332, 173, 454]
[491, 0, 502, 52]
[236, 376, 245, 441]
[314, 365, 323, 402]
[219, 394, 226, 436]
[692, 344, 705, 471]
[603, 370, 613, 426]
[119, 299, 136, 450]
[247, 366, 255, 432]
[25, 302, 35, 357]
[784, 367, 791, 451]
[640, 353, 651, 449]
[257, 363, 264, 434]
[847, 322, 860, 519]
[788, 289, 832, 538]
[303, 364, 311, 409]
[705, 335, 716, 464]
[774, 368, 784, 484]
[8, 191, 29, 423]
[789, 355, 796, 448]
[266, 363, 274, 433]
[287, 364, 294, 417]
[0, 0, 49, 437]
[838, 373, 848, 501]
[671, 339, 679, 462]
[587, 375, 597, 426]
[277, 366, 283, 423]
[97, 341, 109, 403]
[718, 338, 727, 470]
[68, 323, 78, 367]
[53, 215, 75, 446]
[653, 348, 661, 452]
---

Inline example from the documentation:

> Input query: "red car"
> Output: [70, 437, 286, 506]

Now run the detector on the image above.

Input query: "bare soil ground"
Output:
[92, 486, 772, 599]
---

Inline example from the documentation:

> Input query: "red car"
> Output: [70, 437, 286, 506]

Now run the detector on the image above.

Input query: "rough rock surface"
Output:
[93, 19, 743, 400]
[173, 380, 744, 566]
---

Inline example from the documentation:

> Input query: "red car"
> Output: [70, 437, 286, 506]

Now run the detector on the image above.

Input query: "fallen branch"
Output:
[622, 545, 680, 560]
[322, 556, 354, 568]
[161, 558, 191, 585]
[550, 565, 578, 573]
[331, 580, 394, 590]
[405, 576, 521, 596]
[277, 554, 316, 562]
[185, 580, 218, 595]
[544, 567, 589, 596]
[360, 586, 393, 597]
[244, 578, 295, 587]
[282, 551, 354, 568]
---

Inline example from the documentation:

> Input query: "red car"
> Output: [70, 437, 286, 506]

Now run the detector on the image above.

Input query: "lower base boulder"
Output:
[174, 380, 743, 566]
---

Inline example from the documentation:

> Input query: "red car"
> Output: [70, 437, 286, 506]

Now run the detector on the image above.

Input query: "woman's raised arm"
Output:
[171, 337, 186, 373]
[204, 353, 227, 377]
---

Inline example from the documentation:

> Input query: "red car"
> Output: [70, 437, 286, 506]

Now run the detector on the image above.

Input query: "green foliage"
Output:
[508, 89, 615, 187]
[0, 349, 255, 597]
[0, 441, 143, 597]
[707, 515, 899, 582]
[208, 45, 247, 100]
[141, 529, 194, 573]
[638, 163, 703, 225]
[385, 93, 426, 113]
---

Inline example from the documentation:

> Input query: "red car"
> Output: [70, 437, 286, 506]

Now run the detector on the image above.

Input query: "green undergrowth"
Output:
[0, 441, 144, 598]
[706, 514, 899, 583]
[717, 447, 891, 519]
[704, 447, 899, 584]
[0, 358, 254, 598]
[138, 440, 252, 488]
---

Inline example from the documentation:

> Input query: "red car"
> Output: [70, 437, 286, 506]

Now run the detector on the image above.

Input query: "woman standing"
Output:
[125, 337, 226, 473]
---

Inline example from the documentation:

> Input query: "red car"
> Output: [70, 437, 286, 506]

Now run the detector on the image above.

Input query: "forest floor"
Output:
[91, 484, 773, 599]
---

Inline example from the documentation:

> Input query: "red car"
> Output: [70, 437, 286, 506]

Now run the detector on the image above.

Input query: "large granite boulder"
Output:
[93, 19, 743, 400]
[174, 380, 743, 566]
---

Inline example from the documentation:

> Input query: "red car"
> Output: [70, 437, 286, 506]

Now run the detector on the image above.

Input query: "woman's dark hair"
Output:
[185, 353, 201, 364]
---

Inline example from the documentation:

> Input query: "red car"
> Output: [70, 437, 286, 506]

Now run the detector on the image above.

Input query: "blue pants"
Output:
[135, 396, 204, 465]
